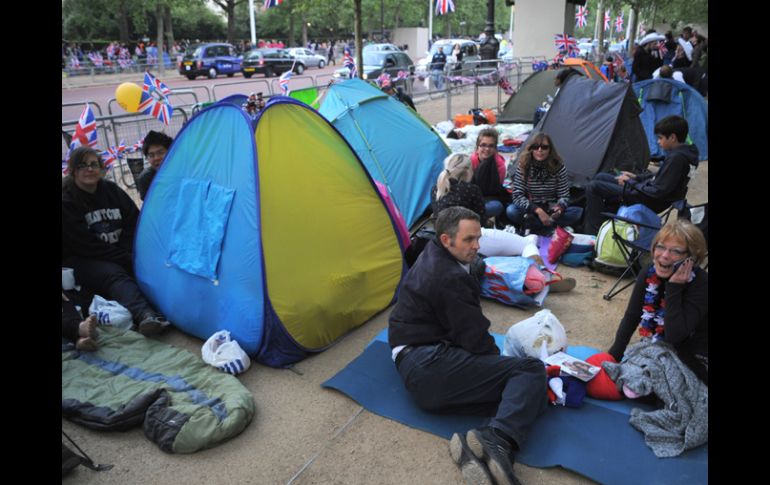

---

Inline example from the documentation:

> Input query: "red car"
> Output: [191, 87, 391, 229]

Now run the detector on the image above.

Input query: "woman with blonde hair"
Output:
[431, 153, 541, 261]
[608, 219, 708, 384]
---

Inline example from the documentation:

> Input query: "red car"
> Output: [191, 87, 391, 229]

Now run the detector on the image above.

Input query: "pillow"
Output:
[585, 352, 623, 400]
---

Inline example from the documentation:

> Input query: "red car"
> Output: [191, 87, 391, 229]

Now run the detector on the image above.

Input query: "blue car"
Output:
[178, 43, 242, 80]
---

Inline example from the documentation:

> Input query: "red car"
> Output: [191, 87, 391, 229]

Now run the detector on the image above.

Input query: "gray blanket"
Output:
[603, 340, 708, 458]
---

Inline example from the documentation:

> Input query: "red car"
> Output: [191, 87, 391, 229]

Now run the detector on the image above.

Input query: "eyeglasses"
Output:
[77, 162, 102, 171]
[529, 144, 551, 151]
[653, 244, 688, 257]
[478, 143, 496, 149]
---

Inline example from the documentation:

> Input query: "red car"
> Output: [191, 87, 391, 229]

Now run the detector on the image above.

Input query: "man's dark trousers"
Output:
[397, 342, 547, 448]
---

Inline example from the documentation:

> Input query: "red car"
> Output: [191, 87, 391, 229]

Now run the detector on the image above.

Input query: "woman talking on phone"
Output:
[608, 219, 708, 384]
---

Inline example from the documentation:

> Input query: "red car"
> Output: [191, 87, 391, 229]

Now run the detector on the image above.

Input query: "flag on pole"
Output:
[615, 13, 624, 33]
[137, 72, 173, 125]
[435, 0, 455, 16]
[575, 6, 588, 29]
[554, 34, 578, 55]
[67, 104, 98, 159]
[604, 10, 611, 31]
[376, 72, 391, 87]
[343, 49, 357, 78]
[279, 70, 292, 95]
[264, 0, 283, 8]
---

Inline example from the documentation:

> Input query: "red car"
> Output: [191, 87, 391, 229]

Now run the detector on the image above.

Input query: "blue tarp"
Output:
[319, 79, 449, 228]
[633, 78, 708, 161]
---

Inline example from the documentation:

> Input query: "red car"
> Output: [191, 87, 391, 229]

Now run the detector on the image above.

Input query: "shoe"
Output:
[449, 432, 494, 485]
[466, 427, 521, 485]
[138, 313, 169, 336]
[546, 273, 577, 293]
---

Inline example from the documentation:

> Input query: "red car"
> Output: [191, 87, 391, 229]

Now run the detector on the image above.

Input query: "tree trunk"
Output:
[628, 6, 639, 49]
[118, 0, 130, 45]
[596, 1, 606, 62]
[302, 13, 308, 47]
[288, 11, 295, 47]
[227, 4, 236, 44]
[165, 5, 175, 56]
[156, 2, 165, 74]
[354, 0, 363, 79]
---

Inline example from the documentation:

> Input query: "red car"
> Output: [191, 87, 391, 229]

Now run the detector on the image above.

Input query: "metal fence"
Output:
[61, 55, 548, 197]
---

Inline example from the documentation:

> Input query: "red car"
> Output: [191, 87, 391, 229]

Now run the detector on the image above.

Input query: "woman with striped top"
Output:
[505, 133, 583, 234]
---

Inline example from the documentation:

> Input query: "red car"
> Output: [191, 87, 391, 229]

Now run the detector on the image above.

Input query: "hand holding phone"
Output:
[672, 257, 692, 274]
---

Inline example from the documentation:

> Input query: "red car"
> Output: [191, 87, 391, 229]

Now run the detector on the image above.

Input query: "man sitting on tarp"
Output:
[389, 206, 547, 485]
[582, 115, 698, 235]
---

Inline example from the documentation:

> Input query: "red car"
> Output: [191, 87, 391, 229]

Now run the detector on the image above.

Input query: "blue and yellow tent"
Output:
[633, 78, 708, 161]
[134, 97, 405, 367]
[319, 79, 449, 228]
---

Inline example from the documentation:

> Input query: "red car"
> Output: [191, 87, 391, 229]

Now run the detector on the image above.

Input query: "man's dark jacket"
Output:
[389, 238, 498, 355]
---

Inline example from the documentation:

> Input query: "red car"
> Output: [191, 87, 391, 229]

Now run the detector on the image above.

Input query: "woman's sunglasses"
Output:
[529, 144, 551, 151]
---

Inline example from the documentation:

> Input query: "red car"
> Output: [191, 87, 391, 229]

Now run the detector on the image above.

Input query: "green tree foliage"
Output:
[62, 0, 224, 44]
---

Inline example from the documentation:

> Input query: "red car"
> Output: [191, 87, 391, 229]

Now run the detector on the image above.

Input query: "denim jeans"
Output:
[506, 205, 583, 232]
[397, 342, 547, 447]
[431, 69, 444, 90]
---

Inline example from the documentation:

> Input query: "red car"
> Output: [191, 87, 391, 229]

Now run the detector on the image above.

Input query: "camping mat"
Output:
[322, 331, 707, 485]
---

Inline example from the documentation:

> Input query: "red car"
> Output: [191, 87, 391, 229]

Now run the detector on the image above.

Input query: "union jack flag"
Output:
[88, 52, 103, 67]
[657, 40, 668, 57]
[435, 0, 455, 16]
[343, 51, 357, 78]
[554, 34, 578, 54]
[615, 13, 624, 33]
[70, 56, 80, 69]
[264, 0, 283, 7]
[68, 104, 98, 157]
[101, 140, 126, 170]
[604, 10, 611, 31]
[138, 72, 173, 125]
[575, 6, 588, 29]
[279, 70, 292, 95]
[62, 160, 69, 174]
[376, 72, 391, 87]
[395, 70, 410, 81]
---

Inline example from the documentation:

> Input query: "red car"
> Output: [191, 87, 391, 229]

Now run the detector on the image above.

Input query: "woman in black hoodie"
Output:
[62, 146, 168, 336]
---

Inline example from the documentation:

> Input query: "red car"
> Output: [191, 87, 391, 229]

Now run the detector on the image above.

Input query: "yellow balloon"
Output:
[115, 82, 143, 113]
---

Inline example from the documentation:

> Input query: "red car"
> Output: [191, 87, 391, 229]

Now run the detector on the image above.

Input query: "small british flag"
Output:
[102, 141, 127, 170]
[604, 10, 611, 31]
[68, 104, 98, 158]
[279, 70, 292, 95]
[343, 51, 357, 78]
[264, 0, 283, 8]
[554, 34, 578, 54]
[435, 0, 455, 16]
[615, 13, 624, 33]
[575, 6, 588, 29]
[138, 72, 173, 125]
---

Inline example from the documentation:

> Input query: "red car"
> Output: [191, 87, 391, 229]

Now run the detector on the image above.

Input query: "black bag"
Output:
[405, 228, 435, 267]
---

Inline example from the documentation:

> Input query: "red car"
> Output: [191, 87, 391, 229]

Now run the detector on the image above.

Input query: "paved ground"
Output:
[62, 77, 708, 485]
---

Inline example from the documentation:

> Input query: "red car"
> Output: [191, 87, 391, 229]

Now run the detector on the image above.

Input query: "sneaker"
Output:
[466, 427, 521, 485]
[138, 313, 169, 336]
[449, 432, 494, 485]
[548, 276, 577, 293]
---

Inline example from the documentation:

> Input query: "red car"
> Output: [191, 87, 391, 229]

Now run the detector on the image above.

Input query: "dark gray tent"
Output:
[526, 76, 649, 188]
[498, 69, 563, 124]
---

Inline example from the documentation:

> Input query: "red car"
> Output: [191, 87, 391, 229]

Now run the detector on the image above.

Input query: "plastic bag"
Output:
[88, 295, 133, 330]
[502, 309, 568, 359]
[201, 330, 251, 375]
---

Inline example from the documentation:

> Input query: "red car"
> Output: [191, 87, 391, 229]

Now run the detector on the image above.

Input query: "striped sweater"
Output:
[510, 163, 570, 213]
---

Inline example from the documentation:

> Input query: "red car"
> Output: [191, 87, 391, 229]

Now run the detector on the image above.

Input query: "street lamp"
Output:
[479, 0, 499, 60]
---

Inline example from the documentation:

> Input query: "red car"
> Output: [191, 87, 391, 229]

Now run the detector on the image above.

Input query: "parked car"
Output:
[362, 43, 402, 53]
[286, 47, 328, 69]
[178, 42, 242, 80]
[578, 42, 595, 59]
[241, 48, 306, 78]
[415, 39, 481, 75]
[334, 51, 414, 85]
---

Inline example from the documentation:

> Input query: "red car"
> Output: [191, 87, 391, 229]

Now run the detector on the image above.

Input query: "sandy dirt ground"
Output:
[62, 85, 708, 485]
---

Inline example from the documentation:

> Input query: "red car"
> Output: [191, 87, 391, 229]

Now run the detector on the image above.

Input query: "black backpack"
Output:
[62, 431, 113, 477]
